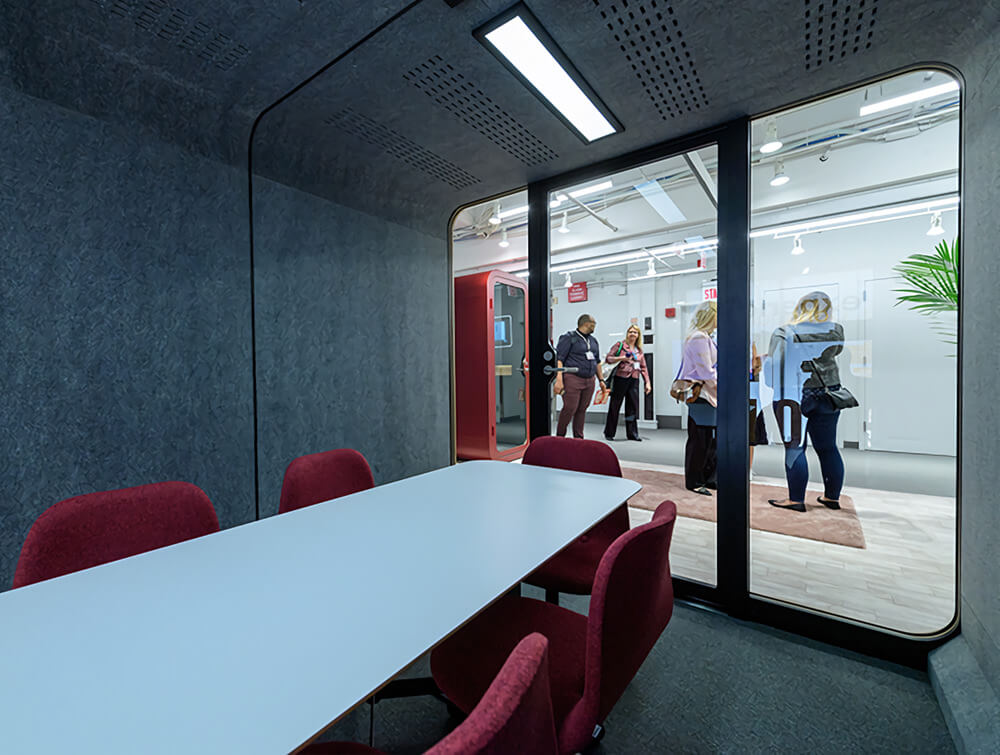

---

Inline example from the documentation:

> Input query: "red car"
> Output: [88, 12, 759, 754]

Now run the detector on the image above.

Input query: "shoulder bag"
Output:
[604, 341, 625, 392]
[807, 359, 859, 410]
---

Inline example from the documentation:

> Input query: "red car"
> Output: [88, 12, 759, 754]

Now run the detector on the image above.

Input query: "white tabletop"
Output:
[0, 460, 639, 754]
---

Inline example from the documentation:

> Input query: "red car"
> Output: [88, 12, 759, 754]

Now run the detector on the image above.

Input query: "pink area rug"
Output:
[622, 467, 865, 549]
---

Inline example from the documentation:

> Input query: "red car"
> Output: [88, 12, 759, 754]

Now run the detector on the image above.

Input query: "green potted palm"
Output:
[894, 236, 959, 349]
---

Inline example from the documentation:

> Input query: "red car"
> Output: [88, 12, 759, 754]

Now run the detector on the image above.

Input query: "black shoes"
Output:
[818, 496, 841, 510]
[603, 435, 615, 441]
[627, 436, 642, 442]
[768, 499, 806, 512]
[687, 486, 712, 496]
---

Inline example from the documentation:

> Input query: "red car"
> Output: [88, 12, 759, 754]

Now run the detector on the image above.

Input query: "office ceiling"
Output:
[1, 0, 995, 236]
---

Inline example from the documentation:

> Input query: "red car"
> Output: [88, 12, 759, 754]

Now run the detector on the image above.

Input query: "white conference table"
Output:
[0, 460, 640, 754]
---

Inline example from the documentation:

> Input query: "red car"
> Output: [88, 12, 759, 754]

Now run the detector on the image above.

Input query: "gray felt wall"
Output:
[0, 84, 255, 586]
[251, 176, 451, 517]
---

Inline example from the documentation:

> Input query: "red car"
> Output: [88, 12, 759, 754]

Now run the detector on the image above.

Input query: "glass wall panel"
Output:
[748, 70, 959, 633]
[545, 147, 720, 585]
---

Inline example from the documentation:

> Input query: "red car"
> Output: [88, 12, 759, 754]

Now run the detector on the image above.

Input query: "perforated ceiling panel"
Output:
[324, 107, 480, 191]
[88, 0, 251, 70]
[592, 0, 708, 119]
[805, 0, 879, 70]
[403, 55, 559, 167]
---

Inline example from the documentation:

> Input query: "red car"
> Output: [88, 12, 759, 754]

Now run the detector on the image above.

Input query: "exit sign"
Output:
[702, 285, 717, 301]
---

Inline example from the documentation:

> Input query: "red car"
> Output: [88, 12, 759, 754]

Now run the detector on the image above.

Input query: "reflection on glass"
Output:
[546, 146, 720, 586]
[749, 69, 959, 634]
[494, 283, 527, 450]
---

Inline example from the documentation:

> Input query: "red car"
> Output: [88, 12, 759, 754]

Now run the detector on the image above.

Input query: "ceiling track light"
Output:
[557, 211, 570, 234]
[927, 212, 945, 236]
[498, 228, 510, 248]
[646, 258, 657, 277]
[475, 4, 621, 143]
[563, 272, 572, 287]
[791, 236, 805, 255]
[770, 161, 790, 187]
[488, 202, 501, 225]
[760, 121, 783, 154]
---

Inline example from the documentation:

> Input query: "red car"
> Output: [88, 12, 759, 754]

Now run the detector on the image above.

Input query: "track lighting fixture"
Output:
[927, 212, 944, 236]
[557, 211, 570, 234]
[770, 162, 790, 187]
[498, 228, 510, 248]
[791, 236, 805, 255]
[760, 121, 783, 154]
[646, 258, 656, 277]
[488, 203, 501, 225]
[563, 272, 572, 287]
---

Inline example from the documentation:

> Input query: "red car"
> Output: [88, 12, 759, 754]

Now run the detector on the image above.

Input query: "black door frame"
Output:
[526, 117, 957, 669]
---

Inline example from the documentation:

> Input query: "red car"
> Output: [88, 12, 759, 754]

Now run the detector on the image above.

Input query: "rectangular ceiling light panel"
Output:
[859, 81, 959, 116]
[634, 180, 687, 224]
[476, 5, 621, 143]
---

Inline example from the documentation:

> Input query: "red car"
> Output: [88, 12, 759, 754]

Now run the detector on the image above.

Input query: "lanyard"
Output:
[575, 331, 591, 351]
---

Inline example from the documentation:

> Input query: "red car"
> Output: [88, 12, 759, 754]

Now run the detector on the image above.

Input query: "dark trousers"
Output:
[603, 377, 640, 440]
[556, 373, 595, 439]
[685, 402, 717, 490]
[780, 389, 845, 502]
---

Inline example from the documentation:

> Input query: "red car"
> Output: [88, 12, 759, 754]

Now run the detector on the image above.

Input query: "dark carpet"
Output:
[314, 590, 954, 753]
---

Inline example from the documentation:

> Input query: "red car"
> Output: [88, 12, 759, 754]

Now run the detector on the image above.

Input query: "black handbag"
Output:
[807, 359, 859, 410]
[604, 341, 625, 392]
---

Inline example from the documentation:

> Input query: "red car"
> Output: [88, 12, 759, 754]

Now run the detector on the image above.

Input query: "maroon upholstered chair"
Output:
[304, 633, 558, 755]
[13, 481, 219, 588]
[521, 436, 629, 603]
[431, 500, 677, 754]
[279, 448, 375, 514]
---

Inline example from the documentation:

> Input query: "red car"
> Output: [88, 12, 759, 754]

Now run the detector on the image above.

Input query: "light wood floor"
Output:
[626, 461, 956, 636]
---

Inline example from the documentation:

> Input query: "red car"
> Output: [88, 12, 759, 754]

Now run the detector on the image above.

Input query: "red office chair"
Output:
[13, 481, 220, 588]
[521, 436, 630, 603]
[279, 449, 375, 514]
[304, 633, 558, 755]
[431, 501, 677, 754]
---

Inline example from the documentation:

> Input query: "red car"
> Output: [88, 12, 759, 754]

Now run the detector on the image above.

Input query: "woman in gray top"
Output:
[763, 291, 846, 512]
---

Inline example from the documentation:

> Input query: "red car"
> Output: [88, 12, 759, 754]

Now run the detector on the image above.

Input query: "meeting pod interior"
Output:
[1, 0, 998, 751]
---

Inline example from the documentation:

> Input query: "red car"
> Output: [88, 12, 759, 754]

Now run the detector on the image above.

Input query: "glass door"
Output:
[543, 146, 721, 586]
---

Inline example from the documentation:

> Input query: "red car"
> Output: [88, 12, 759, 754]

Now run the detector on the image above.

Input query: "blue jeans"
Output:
[779, 387, 845, 502]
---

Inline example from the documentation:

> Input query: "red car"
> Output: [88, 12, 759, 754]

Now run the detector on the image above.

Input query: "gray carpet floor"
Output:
[315, 590, 955, 754]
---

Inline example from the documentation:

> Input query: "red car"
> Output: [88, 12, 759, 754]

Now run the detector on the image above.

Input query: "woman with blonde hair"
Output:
[603, 324, 651, 441]
[764, 291, 848, 512]
[677, 301, 718, 495]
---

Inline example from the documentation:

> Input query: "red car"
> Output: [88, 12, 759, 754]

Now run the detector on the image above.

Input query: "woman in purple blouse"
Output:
[679, 301, 718, 495]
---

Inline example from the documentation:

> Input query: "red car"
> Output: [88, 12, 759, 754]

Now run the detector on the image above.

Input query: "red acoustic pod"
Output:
[455, 271, 529, 461]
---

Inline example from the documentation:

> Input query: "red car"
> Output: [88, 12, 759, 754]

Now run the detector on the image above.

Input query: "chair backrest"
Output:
[560, 500, 677, 751]
[278, 449, 375, 514]
[427, 633, 558, 755]
[522, 436, 622, 477]
[13, 481, 220, 588]
[522, 436, 629, 547]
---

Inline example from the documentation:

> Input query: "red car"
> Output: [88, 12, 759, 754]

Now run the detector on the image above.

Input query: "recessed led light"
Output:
[476, 6, 621, 143]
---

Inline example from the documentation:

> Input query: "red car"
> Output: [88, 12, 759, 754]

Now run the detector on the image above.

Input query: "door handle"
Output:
[543, 366, 579, 375]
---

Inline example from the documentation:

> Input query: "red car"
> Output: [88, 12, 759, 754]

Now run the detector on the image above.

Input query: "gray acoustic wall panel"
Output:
[251, 176, 450, 518]
[956, 14, 1000, 704]
[0, 84, 255, 587]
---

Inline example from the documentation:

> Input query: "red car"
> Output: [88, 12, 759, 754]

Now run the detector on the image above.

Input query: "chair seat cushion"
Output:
[301, 742, 380, 754]
[431, 593, 587, 728]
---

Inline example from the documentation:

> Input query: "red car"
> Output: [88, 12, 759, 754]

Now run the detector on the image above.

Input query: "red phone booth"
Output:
[454, 271, 529, 461]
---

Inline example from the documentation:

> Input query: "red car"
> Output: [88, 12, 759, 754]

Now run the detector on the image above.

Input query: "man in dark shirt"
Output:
[554, 313, 607, 438]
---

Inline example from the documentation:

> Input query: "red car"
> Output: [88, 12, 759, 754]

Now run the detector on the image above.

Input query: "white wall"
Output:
[551, 210, 959, 456]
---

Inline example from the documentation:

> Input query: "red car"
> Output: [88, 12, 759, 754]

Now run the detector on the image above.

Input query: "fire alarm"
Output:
[664, 308, 676, 318]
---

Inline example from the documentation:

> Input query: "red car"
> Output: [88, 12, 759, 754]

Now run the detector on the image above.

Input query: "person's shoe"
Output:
[603, 435, 615, 441]
[628, 436, 642, 442]
[768, 499, 806, 512]
[687, 486, 712, 496]
[818, 496, 841, 510]
[705, 481, 717, 490]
